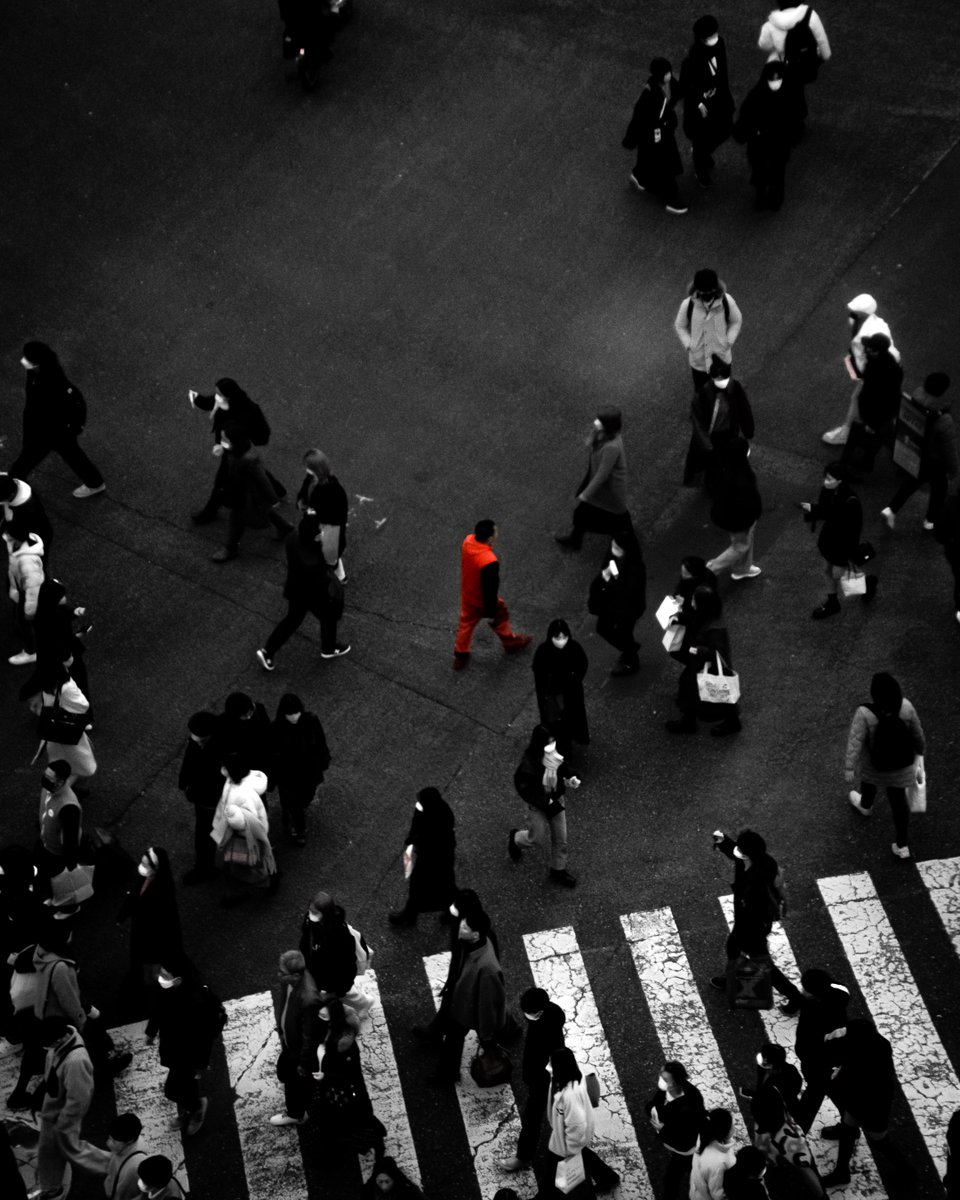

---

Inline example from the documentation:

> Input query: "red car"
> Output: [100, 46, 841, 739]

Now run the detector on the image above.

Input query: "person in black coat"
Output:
[623, 58, 687, 214]
[683, 356, 755, 487]
[498, 987, 567, 1173]
[644, 1060, 706, 1199]
[587, 531, 647, 675]
[210, 423, 292, 562]
[213, 692, 275, 785]
[9, 342, 105, 498]
[705, 438, 763, 580]
[531, 618, 589, 752]
[19, 578, 91, 710]
[800, 461, 876, 619]
[256, 515, 350, 667]
[0, 845, 46, 1045]
[361, 1156, 424, 1198]
[732, 61, 803, 211]
[116, 847, 184, 1005]
[297, 448, 349, 583]
[790, 968, 851, 1129]
[666, 585, 741, 735]
[679, 15, 734, 188]
[841, 334, 903, 477]
[299, 890, 357, 1000]
[934, 486, 960, 625]
[509, 725, 580, 888]
[389, 787, 457, 927]
[179, 711, 227, 884]
[271, 693, 330, 845]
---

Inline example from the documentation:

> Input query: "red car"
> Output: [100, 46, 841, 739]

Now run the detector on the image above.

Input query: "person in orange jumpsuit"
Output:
[454, 520, 531, 669]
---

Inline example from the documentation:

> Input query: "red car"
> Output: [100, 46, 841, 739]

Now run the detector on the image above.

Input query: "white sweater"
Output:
[689, 1139, 736, 1200]
[548, 1068, 597, 1157]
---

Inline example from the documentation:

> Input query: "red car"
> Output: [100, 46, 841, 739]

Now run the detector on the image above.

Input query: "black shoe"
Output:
[863, 574, 879, 602]
[549, 868, 577, 888]
[820, 1125, 844, 1140]
[388, 910, 417, 927]
[811, 596, 841, 620]
[554, 531, 582, 549]
[821, 1168, 851, 1188]
[666, 717, 697, 734]
[709, 975, 727, 993]
[191, 509, 218, 524]
[507, 829, 522, 862]
[710, 717, 741, 737]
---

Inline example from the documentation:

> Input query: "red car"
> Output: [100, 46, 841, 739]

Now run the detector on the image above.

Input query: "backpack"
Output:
[348, 925, 373, 975]
[866, 705, 916, 771]
[783, 6, 821, 84]
[686, 293, 731, 328]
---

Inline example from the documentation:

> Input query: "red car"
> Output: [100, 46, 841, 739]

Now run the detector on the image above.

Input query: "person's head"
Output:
[762, 60, 785, 89]
[847, 294, 878, 323]
[450, 888, 490, 941]
[546, 617, 572, 649]
[701, 1107, 733, 1150]
[924, 372, 951, 400]
[277, 693, 304, 724]
[734, 829, 767, 864]
[137, 846, 170, 882]
[550, 1047, 582, 1090]
[680, 555, 709, 582]
[757, 1042, 786, 1071]
[659, 1061, 689, 1091]
[368, 1157, 406, 1194]
[38, 1016, 73, 1048]
[474, 518, 497, 544]
[414, 786, 454, 828]
[709, 354, 732, 387]
[691, 583, 722, 622]
[221, 751, 251, 784]
[278, 949, 306, 983]
[303, 448, 331, 482]
[692, 268, 721, 302]
[187, 710, 217, 744]
[799, 967, 834, 998]
[137, 1155, 175, 1197]
[870, 671, 903, 715]
[214, 378, 250, 409]
[862, 332, 891, 359]
[220, 421, 251, 456]
[733, 1145, 768, 1180]
[595, 407, 622, 439]
[693, 14, 719, 44]
[41, 759, 72, 793]
[224, 692, 255, 721]
[107, 1112, 143, 1152]
[307, 890, 335, 924]
[525, 724, 554, 761]
[649, 56, 672, 86]
[823, 461, 848, 490]
[520, 987, 551, 1020]
[21, 341, 60, 373]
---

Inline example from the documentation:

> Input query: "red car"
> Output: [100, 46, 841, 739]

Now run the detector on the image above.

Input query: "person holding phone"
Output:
[508, 725, 580, 889]
[586, 532, 647, 675]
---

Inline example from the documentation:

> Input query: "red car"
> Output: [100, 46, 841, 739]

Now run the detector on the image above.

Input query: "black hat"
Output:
[21, 341, 57, 368]
[187, 711, 218, 736]
[224, 692, 254, 719]
[277, 692, 304, 716]
[734, 829, 767, 860]
[693, 15, 719, 38]
[138, 1155, 174, 1188]
[109, 1112, 143, 1142]
[649, 56, 672, 80]
[924, 372, 951, 399]
[596, 407, 622, 435]
[693, 268, 720, 294]
[709, 354, 731, 378]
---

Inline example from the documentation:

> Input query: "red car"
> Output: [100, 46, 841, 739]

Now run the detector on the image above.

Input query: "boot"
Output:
[821, 1124, 859, 1188]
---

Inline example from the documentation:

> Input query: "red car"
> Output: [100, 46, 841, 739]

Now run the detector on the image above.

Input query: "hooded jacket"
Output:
[40, 1027, 98, 1131]
[210, 770, 269, 845]
[758, 6, 831, 62]
[548, 1065, 597, 1157]
[6, 533, 45, 615]
[847, 294, 899, 374]
[690, 1138, 737, 1200]
[674, 287, 743, 371]
[32, 944, 86, 1027]
[0, 478, 54, 550]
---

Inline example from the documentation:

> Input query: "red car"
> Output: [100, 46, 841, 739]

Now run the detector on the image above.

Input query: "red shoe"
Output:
[503, 635, 532, 654]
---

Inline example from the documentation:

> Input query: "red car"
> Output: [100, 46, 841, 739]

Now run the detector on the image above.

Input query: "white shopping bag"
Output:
[697, 652, 740, 705]
[655, 595, 682, 629]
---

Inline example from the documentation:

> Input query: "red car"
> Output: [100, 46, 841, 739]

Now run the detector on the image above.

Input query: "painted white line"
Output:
[0, 1039, 39, 1193]
[916, 857, 960, 958]
[524, 926, 655, 1200]
[423, 952, 537, 1199]
[357, 969, 421, 1185]
[620, 908, 747, 1141]
[819, 872, 960, 1178]
[222, 991, 307, 1200]
[110, 1020, 189, 1186]
[718, 896, 886, 1198]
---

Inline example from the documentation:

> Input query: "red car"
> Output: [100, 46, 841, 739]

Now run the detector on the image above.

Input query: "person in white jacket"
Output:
[758, 6, 831, 65]
[546, 1048, 620, 1194]
[689, 1107, 736, 1199]
[5, 531, 44, 664]
[36, 660, 96, 785]
[211, 752, 278, 904]
[823, 294, 900, 446]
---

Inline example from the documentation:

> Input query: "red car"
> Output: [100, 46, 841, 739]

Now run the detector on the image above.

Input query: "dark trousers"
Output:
[859, 784, 909, 847]
[193, 804, 217, 875]
[226, 506, 292, 552]
[164, 1066, 201, 1114]
[691, 141, 716, 184]
[277, 1049, 312, 1119]
[278, 783, 314, 838]
[726, 929, 799, 1002]
[437, 1021, 471, 1080]
[631, 155, 681, 208]
[888, 465, 949, 523]
[200, 458, 288, 517]
[663, 1149, 693, 1200]
[571, 503, 632, 539]
[13, 596, 36, 653]
[748, 149, 787, 209]
[10, 433, 103, 489]
[596, 616, 639, 665]
[517, 1071, 550, 1162]
[264, 596, 339, 657]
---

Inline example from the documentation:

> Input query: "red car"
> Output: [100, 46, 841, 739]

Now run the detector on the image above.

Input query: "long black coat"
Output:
[532, 638, 590, 746]
[148, 981, 225, 1072]
[623, 80, 683, 177]
[117, 875, 183, 969]
[807, 483, 862, 566]
[403, 799, 456, 913]
[733, 80, 802, 166]
[271, 712, 331, 793]
[676, 618, 735, 721]
[679, 38, 734, 148]
[709, 454, 762, 532]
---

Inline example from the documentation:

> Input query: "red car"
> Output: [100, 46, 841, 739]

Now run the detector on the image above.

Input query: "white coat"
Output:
[210, 769, 269, 845]
[758, 6, 831, 63]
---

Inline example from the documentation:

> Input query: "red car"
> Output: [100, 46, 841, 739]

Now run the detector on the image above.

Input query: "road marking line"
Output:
[423, 952, 537, 1199]
[718, 896, 886, 1197]
[111, 1020, 189, 1187]
[819, 871, 960, 1178]
[620, 907, 747, 1141]
[357, 969, 421, 1185]
[524, 926, 655, 1199]
[916, 856, 960, 958]
[0, 1038, 39, 1192]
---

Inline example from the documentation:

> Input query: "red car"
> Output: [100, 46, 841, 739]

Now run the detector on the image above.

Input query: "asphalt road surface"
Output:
[3, 1, 960, 1198]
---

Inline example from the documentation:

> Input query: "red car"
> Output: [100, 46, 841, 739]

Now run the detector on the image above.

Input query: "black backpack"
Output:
[866, 705, 916, 771]
[784, 6, 821, 84]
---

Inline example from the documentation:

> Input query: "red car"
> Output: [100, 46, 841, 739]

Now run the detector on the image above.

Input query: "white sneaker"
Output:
[922, 519, 935, 531]
[731, 566, 762, 580]
[891, 843, 911, 860]
[269, 1112, 307, 1127]
[256, 648, 275, 672]
[821, 425, 849, 446]
[848, 791, 871, 817]
[665, 204, 689, 215]
[72, 484, 106, 499]
[629, 174, 645, 192]
[8, 650, 37, 665]
[335, 558, 347, 583]
[880, 507, 895, 529]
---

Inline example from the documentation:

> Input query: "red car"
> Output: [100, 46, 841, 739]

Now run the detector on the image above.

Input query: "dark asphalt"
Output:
[3, 1, 960, 1197]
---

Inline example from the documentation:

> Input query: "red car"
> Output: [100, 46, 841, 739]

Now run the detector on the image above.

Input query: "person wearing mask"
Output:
[269, 949, 323, 1128]
[723, 1146, 772, 1199]
[116, 848, 184, 1000]
[666, 585, 741, 735]
[209, 422, 292, 562]
[587, 532, 647, 676]
[508, 725, 580, 888]
[145, 965, 224, 1136]
[178, 712, 224, 885]
[881, 373, 957, 531]
[210, 753, 278, 905]
[788, 968, 851, 1127]
[841, 334, 904, 477]
[555, 409, 631, 549]
[800, 462, 876, 619]
[0, 473, 54, 557]
[5, 530, 45, 665]
[102, 1112, 148, 1200]
[9, 342, 105, 498]
[297, 448, 349, 583]
[679, 16, 735, 189]
[545, 1047, 620, 1195]
[844, 671, 925, 859]
[361, 1156, 424, 1198]
[823, 294, 899, 447]
[757, 4, 831, 129]
[705, 438, 763, 580]
[643, 1060, 706, 1199]
[135, 1155, 187, 1199]
[743, 1043, 823, 1196]
[710, 829, 800, 1006]
[498, 987, 567, 1174]
[313, 996, 386, 1156]
[689, 1107, 736, 1200]
[453, 519, 532, 669]
[674, 270, 743, 394]
[531, 618, 589, 753]
[732, 60, 803, 210]
[299, 890, 358, 1001]
[389, 787, 457, 928]
[684, 356, 755, 487]
[21, 579, 91, 711]
[270, 693, 331, 845]
[622, 58, 688, 214]
[670, 556, 718, 634]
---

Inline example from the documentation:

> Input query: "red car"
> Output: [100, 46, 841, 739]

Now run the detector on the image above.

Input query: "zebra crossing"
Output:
[7, 857, 960, 1199]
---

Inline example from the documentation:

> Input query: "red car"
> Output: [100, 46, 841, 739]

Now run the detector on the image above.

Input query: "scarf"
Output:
[542, 745, 564, 792]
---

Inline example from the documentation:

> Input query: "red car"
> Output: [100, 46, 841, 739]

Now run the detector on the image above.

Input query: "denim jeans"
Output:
[515, 806, 568, 870]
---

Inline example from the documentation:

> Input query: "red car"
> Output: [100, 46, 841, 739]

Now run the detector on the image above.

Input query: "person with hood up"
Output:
[643, 1060, 706, 1199]
[689, 1107, 736, 1200]
[299, 890, 358, 1001]
[116, 847, 184, 994]
[5, 530, 44, 665]
[555, 408, 631, 549]
[684, 356, 755, 487]
[0, 473, 54, 555]
[9, 342, 105, 499]
[297, 448, 349, 583]
[882, 373, 958, 531]
[733, 60, 803, 210]
[823, 294, 900, 446]
[844, 671, 924, 859]
[679, 16, 735, 189]
[531, 618, 590, 752]
[587, 531, 647, 676]
[758, 4, 831, 126]
[210, 753, 278, 905]
[508, 724, 580, 888]
[705, 438, 763, 580]
[269, 949, 323, 1128]
[209, 421, 293, 562]
[800, 462, 876, 618]
[270, 693, 331, 845]
[841, 333, 904, 476]
[453, 519, 532, 669]
[674, 269, 744, 394]
[389, 787, 457, 928]
[622, 57, 688, 214]
[666, 585, 741, 735]
[545, 1048, 620, 1195]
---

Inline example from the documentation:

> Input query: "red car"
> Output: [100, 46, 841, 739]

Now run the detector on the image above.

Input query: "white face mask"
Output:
[823, 476, 841, 490]
[285, 712, 302, 724]
[713, 376, 731, 390]
[21, 357, 35, 369]
[524, 1011, 543, 1022]
[610, 541, 625, 558]
[768, 79, 784, 92]
[551, 635, 569, 649]
[138, 863, 153, 878]
[544, 741, 557, 756]
[458, 919, 479, 942]
[214, 392, 228, 409]
[593, 418, 604, 431]
[704, 35, 719, 46]
[658, 1076, 670, 1091]
[415, 801, 424, 813]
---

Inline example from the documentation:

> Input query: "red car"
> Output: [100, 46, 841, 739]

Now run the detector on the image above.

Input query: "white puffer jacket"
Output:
[758, 6, 831, 62]
[6, 533, 45, 616]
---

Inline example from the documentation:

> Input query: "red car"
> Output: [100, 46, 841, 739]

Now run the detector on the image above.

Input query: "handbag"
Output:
[37, 687, 87, 746]
[907, 756, 926, 813]
[655, 595, 681, 629]
[662, 625, 685, 652]
[49, 863, 95, 907]
[555, 1150, 586, 1195]
[469, 1045, 512, 1088]
[222, 835, 257, 866]
[839, 568, 867, 597]
[697, 652, 740, 705]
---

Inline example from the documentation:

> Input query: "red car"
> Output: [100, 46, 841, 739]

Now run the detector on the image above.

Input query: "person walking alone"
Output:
[689, 1108, 736, 1200]
[453, 519, 531, 669]
[674, 270, 743, 394]
[270, 693, 331, 845]
[800, 462, 876, 619]
[665, 585, 741, 736]
[822, 294, 900, 447]
[683, 355, 755, 488]
[733, 60, 803, 211]
[531, 618, 589, 754]
[297, 448, 349, 583]
[623, 58, 688, 214]
[389, 788, 457, 928]
[498, 987, 567, 1175]
[705, 438, 763, 580]
[209, 423, 292, 562]
[554, 408, 631, 550]
[269, 950, 323, 1129]
[116, 847, 184, 1006]
[643, 1061, 706, 1199]
[178, 712, 223, 885]
[881, 373, 957, 532]
[508, 725, 580, 888]
[544, 1047, 620, 1196]
[587, 533, 647, 676]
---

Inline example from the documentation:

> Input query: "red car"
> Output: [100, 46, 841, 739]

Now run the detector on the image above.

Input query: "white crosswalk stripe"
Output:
[819, 870, 960, 1179]
[111, 1020, 190, 1187]
[524, 925, 655, 1199]
[916, 855, 960, 957]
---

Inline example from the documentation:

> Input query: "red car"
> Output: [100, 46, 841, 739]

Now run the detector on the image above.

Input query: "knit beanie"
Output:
[693, 14, 719, 38]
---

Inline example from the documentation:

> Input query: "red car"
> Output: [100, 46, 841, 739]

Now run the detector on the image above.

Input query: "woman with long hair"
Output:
[689, 1107, 735, 1200]
[509, 725, 580, 888]
[532, 618, 589, 753]
[546, 1047, 619, 1195]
